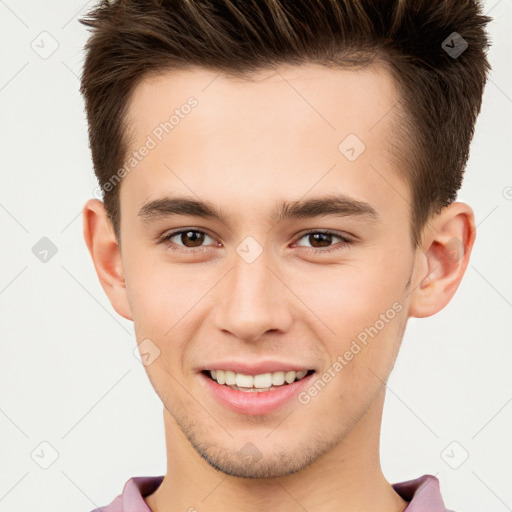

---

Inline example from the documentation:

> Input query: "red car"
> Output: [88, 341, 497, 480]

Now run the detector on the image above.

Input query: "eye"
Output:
[293, 230, 352, 254]
[159, 229, 219, 253]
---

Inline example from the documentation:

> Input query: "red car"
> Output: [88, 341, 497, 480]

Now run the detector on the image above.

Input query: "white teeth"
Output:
[208, 369, 310, 389]
[253, 373, 272, 389]
[235, 373, 254, 388]
[271, 371, 285, 386]
[285, 371, 298, 384]
[225, 370, 236, 385]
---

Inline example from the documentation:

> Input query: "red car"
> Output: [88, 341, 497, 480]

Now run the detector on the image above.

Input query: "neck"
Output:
[145, 389, 407, 512]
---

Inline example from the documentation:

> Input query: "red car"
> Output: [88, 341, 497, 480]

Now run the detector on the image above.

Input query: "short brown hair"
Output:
[79, 0, 492, 248]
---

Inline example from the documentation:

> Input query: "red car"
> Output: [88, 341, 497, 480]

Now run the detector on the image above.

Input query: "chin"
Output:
[184, 425, 340, 479]
[199, 449, 316, 479]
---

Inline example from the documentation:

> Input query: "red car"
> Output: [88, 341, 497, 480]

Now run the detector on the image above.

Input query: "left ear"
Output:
[408, 202, 476, 318]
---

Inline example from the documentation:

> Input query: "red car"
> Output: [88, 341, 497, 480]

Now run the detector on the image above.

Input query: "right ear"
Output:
[82, 198, 133, 321]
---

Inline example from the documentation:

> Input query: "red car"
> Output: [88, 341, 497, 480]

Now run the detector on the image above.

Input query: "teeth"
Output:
[253, 373, 272, 388]
[208, 369, 310, 388]
[225, 370, 236, 385]
[235, 373, 253, 388]
[271, 372, 285, 386]
[284, 371, 296, 384]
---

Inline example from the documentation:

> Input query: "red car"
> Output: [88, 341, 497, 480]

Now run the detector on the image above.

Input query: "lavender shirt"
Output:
[90, 474, 452, 511]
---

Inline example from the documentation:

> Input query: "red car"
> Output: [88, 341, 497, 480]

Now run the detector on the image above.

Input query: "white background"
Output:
[0, 1, 511, 511]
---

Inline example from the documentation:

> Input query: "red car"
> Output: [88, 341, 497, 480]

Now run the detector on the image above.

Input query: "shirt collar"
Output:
[121, 476, 163, 512]
[114, 473, 448, 512]
[393, 474, 449, 511]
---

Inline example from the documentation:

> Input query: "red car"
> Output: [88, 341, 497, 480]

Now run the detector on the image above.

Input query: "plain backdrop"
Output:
[0, 1, 511, 511]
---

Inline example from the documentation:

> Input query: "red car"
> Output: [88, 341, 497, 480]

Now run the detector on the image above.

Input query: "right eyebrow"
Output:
[138, 197, 232, 224]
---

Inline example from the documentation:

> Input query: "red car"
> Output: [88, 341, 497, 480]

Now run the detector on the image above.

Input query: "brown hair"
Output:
[79, 0, 492, 248]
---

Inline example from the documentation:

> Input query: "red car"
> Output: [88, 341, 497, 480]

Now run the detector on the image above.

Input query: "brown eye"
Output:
[160, 229, 217, 251]
[178, 230, 206, 247]
[294, 230, 352, 254]
[307, 232, 333, 248]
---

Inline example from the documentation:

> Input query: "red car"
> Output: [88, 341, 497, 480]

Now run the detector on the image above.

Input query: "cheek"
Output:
[287, 251, 410, 384]
[123, 246, 201, 329]
[304, 302, 407, 419]
[293, 254, 408, 336]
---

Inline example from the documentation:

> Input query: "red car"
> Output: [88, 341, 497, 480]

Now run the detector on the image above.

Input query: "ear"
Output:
[82, 198, 133, 321]
[408, 202, 476, 318]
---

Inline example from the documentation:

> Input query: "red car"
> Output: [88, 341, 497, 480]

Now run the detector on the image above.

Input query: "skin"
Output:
[83, 62, 475, 512]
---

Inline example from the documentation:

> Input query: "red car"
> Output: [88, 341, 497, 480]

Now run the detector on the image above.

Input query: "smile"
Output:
[200, 368, 316, 415]
[205, 369, 313, 392]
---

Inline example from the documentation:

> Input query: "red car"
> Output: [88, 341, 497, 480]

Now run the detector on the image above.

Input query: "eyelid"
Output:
[293, 228, 351, 243]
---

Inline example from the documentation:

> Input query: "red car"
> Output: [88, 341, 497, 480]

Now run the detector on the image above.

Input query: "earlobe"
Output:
[408, 202, 476, 319]
[83, 198, 133, 321]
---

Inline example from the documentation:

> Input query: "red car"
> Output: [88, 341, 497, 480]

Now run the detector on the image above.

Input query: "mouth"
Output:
[202, 369, 315, 392]
[197, 358, 318, 415]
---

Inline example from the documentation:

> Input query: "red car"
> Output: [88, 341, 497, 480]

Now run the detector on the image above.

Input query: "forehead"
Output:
[120, 62, 408, 228]
[126, 61, 401, 140]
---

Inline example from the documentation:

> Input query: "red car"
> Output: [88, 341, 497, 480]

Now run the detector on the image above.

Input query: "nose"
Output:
[213, 247, 294, 343]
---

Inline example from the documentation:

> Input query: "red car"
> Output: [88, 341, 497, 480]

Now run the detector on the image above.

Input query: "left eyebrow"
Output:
[272, 194, 379, 223]
[138, 194, 379, 225]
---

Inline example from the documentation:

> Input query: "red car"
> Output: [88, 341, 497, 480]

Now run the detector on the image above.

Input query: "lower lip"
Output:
[200, 371, 314, 416]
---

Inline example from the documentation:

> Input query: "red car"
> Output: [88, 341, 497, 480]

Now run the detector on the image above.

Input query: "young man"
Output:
[79, 0, 491, 510]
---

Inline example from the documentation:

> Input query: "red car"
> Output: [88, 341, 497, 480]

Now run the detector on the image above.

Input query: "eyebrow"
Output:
[138, 194, 379, 225]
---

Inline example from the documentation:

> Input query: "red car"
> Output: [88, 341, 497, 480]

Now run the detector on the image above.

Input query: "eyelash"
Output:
[158, 228, 353, 255]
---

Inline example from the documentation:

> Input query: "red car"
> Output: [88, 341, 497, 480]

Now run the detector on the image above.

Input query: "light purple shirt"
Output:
[90, 474, 452, 511]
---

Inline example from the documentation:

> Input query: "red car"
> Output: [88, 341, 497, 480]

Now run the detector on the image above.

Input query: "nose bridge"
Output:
[214, 245, 292, 341]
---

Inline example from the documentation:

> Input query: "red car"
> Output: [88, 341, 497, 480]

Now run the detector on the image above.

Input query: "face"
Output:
[113, 63, 420, 477]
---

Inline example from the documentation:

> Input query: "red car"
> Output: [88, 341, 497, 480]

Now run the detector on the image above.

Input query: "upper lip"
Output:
[198, 361, 315, 375]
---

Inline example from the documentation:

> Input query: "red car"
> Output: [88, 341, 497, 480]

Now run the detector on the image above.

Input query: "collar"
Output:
[106, 473, 448, 512]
